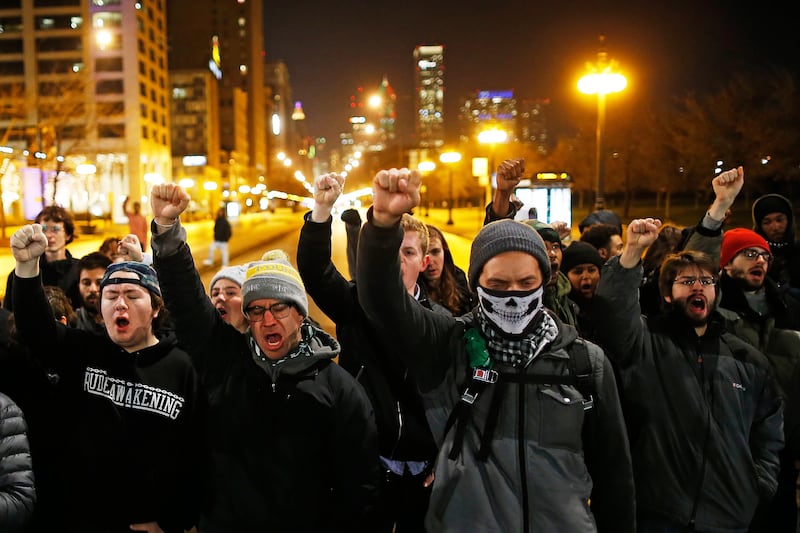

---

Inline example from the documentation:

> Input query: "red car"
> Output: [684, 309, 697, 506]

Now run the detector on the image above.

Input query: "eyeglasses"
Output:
[673, 276, 717, 287]
[243, 302, 292, 322]
[740, 248, 773, 262]
[40, 224, 64, 233]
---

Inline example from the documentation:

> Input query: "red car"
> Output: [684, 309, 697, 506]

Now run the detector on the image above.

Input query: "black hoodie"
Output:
[12, 275, 206, 533]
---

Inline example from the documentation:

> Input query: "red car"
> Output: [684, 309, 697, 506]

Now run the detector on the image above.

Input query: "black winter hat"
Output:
[753, 194, 793, 227]
[468, 220, 550, 290]
[560, 241, 604, 274]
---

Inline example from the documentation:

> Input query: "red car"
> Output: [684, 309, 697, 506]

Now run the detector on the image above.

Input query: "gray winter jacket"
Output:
[356, 214, 635, 533]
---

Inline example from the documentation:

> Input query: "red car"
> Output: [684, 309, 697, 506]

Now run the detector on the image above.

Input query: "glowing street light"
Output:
[478, 128, 508, 208]
[439, 151, 461, 225]
[578, 36, 627, 210]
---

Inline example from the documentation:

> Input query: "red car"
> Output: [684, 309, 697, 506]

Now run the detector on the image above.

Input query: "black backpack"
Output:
[444, 330, 595, 462]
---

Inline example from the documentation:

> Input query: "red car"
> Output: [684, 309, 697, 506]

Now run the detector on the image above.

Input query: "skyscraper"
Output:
[413, 44, 445, 148]
[168, 0, 266, 189]
[459, 90, 518, 142]
[0, 0, 172, 222]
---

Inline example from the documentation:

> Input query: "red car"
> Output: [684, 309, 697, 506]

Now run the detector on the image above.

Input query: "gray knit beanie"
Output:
[210, 265, 247, 292]
[241, 250, 308, 317]
[468, 219, 551, 290]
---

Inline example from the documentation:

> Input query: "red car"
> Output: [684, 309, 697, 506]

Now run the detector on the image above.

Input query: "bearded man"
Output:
[716, 227, 800, 533]
[595, 218, 784, 533]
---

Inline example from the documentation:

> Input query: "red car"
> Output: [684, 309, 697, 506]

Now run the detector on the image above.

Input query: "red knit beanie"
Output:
[720, 228, 770, 267]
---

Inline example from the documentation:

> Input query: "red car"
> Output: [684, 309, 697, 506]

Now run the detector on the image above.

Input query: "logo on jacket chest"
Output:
[83, 367, 185, 419]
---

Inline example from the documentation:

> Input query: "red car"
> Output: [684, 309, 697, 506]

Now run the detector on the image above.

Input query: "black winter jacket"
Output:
[212, 215, 232, 242]
[4, 250, 79, 312]
[152, 221, 380, 533]
[297, 213, 440, 464]
[595, 257, 784, 531]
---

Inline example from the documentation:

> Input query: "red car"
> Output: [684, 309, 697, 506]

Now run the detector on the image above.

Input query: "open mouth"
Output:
[114, 317, 130, 329]
[688, 296, 707, 316]
[265, 333, 283, 349]
[216, 305, 228, 317]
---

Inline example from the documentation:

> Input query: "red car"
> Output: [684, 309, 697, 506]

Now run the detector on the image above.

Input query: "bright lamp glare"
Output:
[577, 72, 627, 95]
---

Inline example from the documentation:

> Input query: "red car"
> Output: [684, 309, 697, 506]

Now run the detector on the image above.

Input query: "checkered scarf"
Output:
[477, 309, 558, 368]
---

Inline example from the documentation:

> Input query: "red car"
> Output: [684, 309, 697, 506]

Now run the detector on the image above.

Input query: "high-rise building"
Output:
[0, 0, 172, 223]
[459, 90, 518, 142]
[168, 0, 266, 192]
[519, 98, 552, 155]
[169, 69, 222, 215]
[413, 44, 445, 148]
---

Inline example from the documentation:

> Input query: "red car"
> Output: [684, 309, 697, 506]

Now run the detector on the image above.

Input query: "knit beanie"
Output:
[560, 241, 604, 274]
[210, 265, 247, 291]
[522, 219, 560, 244]
[753, 193, 793, 230]
[242, 250, 308, 317]
[720, 228, 771, 267]
[468, 219, 550, 290]
[100, 261, 161, 297]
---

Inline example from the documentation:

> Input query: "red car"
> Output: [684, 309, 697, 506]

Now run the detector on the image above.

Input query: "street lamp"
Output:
[439, 151, 462, 225]
[477, 128, 508, 208]
[578, 36, 626, 210]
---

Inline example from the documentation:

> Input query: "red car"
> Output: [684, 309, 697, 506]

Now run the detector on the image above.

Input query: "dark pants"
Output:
[376, 468, 432, 533]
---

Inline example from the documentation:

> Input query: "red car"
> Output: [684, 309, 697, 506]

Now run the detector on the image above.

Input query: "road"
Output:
[198, 208, 477, 336]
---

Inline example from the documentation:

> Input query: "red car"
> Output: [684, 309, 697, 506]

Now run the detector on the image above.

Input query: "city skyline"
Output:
[263, 1, 798, 146]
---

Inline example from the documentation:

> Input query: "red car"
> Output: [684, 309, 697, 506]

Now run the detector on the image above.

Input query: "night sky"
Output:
[263, 1, 798, 144]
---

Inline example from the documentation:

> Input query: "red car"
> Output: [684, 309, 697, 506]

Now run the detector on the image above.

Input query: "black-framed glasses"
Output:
[41, 224, 64, 233]
[243, 302, 292, 322]
[740, 248, 773, 262]
[673, 276, 717, 287]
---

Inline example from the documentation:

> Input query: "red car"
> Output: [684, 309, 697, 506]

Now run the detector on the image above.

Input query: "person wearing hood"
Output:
[8, 229, 206, 533]
[357, 167, 635, 533]
[149, 183, 380, 533]
[752, 193, 800, 297]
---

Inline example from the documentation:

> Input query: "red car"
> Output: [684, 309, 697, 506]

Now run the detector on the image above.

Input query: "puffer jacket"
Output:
[152, 221, 380, 533]
[0, 392, 35, 533]
[357, 214, 635, 533]
[595, 256, 784, 531]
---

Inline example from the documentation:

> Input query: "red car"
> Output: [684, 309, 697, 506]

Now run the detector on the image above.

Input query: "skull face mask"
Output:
[477, 285, 544, 336]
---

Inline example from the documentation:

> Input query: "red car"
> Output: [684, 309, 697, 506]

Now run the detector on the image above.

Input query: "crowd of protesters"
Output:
[0, 159, 799, 533]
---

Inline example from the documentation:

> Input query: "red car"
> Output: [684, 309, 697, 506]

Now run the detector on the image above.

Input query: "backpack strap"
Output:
[445, 329, 596, 462]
